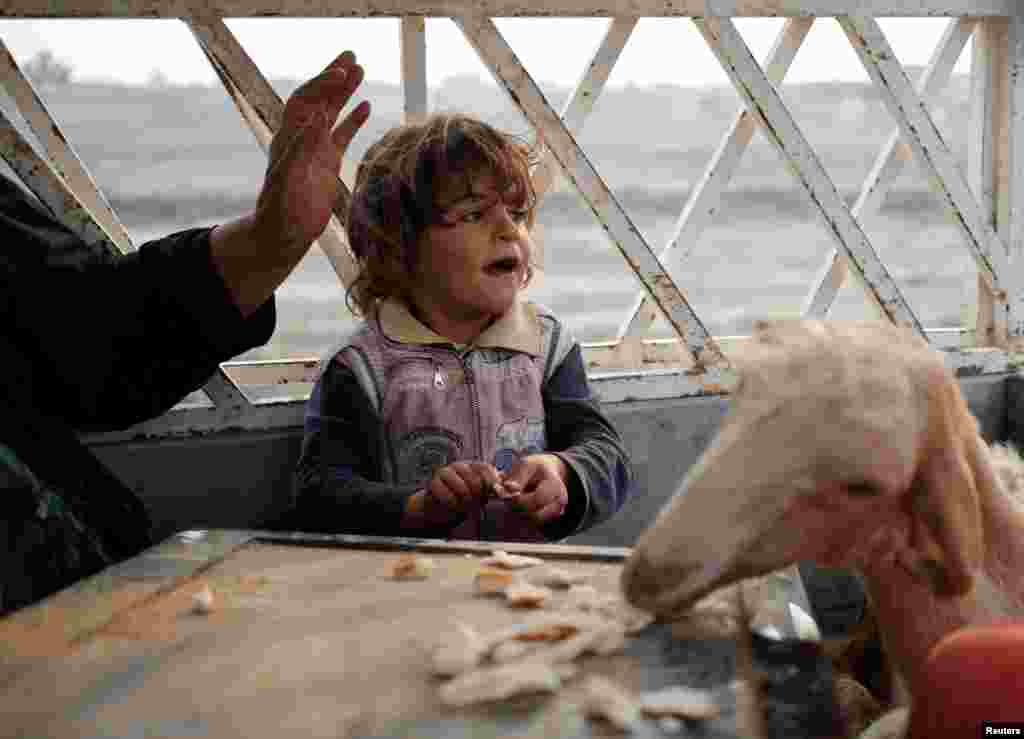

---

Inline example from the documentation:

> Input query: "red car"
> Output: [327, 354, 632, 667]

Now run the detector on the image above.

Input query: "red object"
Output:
[908, 623, 1024, 738]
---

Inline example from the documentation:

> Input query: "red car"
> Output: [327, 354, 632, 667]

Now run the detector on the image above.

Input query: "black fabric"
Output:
[0, 174, 276, 615]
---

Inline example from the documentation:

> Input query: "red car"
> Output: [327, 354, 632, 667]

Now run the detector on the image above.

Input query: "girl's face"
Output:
[407, 171, 532, 342]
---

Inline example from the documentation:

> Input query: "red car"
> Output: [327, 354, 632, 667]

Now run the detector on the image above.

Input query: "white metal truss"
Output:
[695, 15, 926, 337]
[0, 2, 1021, 439]
[455, 13, 729, 374]
[0, 40, 134, 254]
[840, 16, 1015, 317]
[0, 104, 125, 255]
[400, 16, 428, 124]
[802, 16, 976, 319]
[0, 1, 1017, 18]
[531, 16, 637, 198]
[186, 16, 359, 287]
[618, 16, 814, 342]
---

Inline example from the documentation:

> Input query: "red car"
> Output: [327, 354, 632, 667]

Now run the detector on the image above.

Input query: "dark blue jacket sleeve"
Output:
[291, 359, 452, 537]
[541, 343, 634, 539]
[0, 174, 275, 430]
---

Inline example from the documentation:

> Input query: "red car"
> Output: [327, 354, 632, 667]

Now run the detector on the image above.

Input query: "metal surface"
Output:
[841, 16, 1013, 308]
[618, 16, 815, 344]
[186, 15, 359, 286]
[530, 16, 636, 199]
[802, 15, 976, 319]
[0, 39, 134, 254]
[0, 529, 835, 739]
[401, 16, 428, 124]
[0, 101, 122, 255]
[1, 2, 1021, 438]
[456, 13, 728, 371]
[0, 0, 1016, 18]
[695, 15, 926, 338]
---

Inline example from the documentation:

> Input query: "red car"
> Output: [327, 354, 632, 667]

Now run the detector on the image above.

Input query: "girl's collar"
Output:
[376, 298, 541, 356]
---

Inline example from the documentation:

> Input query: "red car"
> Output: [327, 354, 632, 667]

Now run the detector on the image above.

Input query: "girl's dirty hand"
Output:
[501, 454, 570, 525]
[427, 461, 503, 514]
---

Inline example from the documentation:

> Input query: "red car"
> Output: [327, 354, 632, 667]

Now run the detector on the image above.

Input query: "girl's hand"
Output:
[501, 454, 570, 526]
[425, 461, 503, 516]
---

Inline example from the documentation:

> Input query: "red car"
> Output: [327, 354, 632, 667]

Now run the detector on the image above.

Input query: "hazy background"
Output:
[2, 31, 981, 362]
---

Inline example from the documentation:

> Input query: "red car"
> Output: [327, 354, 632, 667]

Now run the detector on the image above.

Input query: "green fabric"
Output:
[1, 442, 111, 615]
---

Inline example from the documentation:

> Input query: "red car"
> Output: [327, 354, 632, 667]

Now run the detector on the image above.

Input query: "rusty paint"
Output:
[0, 0, 1016, 16]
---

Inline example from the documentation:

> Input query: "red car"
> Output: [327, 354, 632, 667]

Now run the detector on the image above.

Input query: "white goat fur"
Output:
[622, 320, 1024, 701]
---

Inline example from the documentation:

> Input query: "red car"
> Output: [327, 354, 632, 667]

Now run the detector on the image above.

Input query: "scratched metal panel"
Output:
[0, 104, 124, 255]
[0, 0, 1016, 19]
[401, 16, 428, 124]
[1003, 373, 1024, 449]
[841, 16, 1014, 311]
[0, 530, 840, 739]
[531, 16, 635, 198]
[456, 14, 728, 372]
[695, 15, 926, 338]
[803, 16, 976, 318]
[968, 18, 1006, 344]
[619, 17, 814, 343]
[0, 40, 134, 254]
[187, 17, 359, 286]
[1006, 15, 1024, 337]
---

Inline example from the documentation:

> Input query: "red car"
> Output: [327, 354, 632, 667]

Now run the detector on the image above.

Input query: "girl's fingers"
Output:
[433, 469, 469, 509]
[533, 500, 566, 524]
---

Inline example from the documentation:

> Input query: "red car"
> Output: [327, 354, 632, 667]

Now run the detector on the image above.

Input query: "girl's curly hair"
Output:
[345, 112, 540, 317]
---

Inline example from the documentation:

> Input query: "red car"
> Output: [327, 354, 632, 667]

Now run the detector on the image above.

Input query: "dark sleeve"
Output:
[541, 343, 634, 540]
[0, 174, 275, 430]
[291, 359, 452, 537]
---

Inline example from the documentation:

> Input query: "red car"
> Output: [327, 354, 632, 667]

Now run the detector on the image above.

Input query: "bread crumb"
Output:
[391, 554, 436, 580]
[192, 585, 214, 614]
[475, 567, 517, 595]
[481, 550, 544, 569]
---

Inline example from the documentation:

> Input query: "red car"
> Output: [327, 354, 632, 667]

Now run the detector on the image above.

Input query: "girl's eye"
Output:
[459, 209, 483, 223]
[509, 208, 530, 223]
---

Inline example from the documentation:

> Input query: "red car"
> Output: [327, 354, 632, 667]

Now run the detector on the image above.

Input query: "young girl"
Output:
[291, 112, 633, 542]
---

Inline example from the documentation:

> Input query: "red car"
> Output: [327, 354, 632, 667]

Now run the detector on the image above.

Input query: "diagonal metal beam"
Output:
[400, 16, 428, 124]
[0, 105, 123, 256]
[186, 16, 358, 286]
[0, 1, 1018, 20]
[619, 16, 814, 341]
[531, 16, 637, 198]
[803, 16, 976, 318]
[455, 14, 727, 371]
[694, 15, 925, 338]
[838, 16, 1013, 312]
[0, 40, 134, 254]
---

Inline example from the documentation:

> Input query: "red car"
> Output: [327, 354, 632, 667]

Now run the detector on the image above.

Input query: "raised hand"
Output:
[255, 50, 371, 250]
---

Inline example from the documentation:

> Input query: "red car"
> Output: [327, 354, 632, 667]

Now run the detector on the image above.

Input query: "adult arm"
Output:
[0, 52, 370, 430]
[209, 52, 369, 317]
[0, 175, 273, 429]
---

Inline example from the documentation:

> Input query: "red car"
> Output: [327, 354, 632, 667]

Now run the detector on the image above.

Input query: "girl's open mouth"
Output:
[484, 256, 521, 275]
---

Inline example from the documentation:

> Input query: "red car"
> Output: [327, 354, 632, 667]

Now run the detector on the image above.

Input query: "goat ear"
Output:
[905, 381, 983, 598]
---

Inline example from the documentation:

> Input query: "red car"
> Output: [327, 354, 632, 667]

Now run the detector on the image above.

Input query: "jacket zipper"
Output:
[460, 351, 488, 540]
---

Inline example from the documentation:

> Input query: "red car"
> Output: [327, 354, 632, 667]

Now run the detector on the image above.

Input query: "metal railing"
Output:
[0, 1, 1021, 438]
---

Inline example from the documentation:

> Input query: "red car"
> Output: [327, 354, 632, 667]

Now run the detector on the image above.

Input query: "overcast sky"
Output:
[0, 17, 970, 88]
